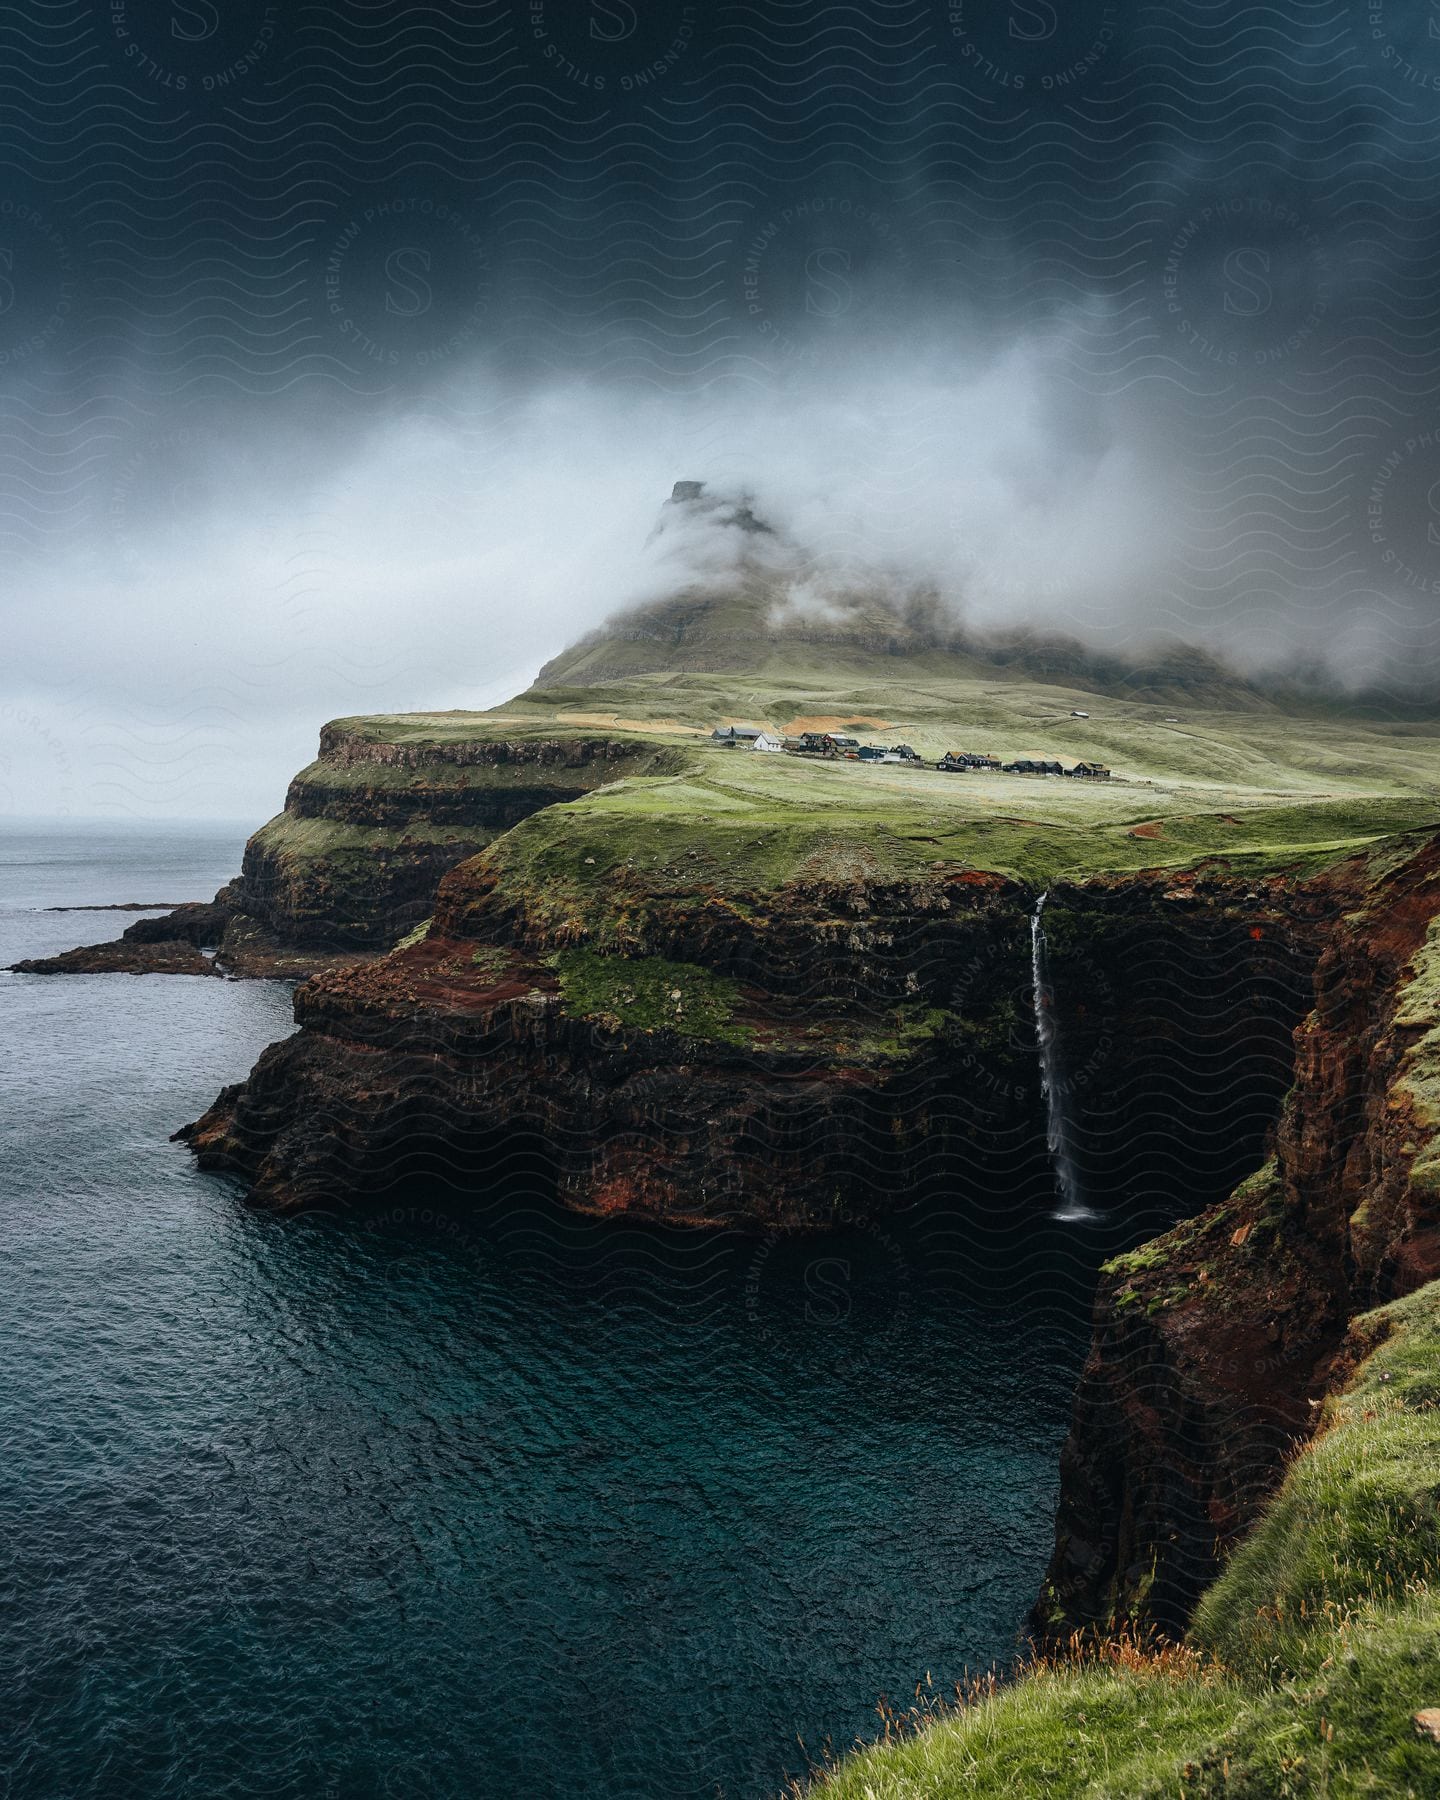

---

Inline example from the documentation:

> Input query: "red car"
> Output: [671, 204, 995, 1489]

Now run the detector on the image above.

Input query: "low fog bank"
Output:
[6, 330, 1439, 818]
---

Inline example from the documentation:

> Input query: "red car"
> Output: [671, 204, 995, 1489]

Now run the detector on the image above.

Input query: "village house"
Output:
[710, 725, 763, 746]
[752, 731, 784, 753]
[856, 742, 920, 764]
[791, 731, 860, 756]
[939, 751, 1000, 772]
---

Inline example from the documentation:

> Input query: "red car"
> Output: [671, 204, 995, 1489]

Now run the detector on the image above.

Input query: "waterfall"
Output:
[1030, 893, 1091, 1221]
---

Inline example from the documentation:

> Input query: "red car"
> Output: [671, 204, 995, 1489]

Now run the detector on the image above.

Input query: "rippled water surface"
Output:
[1, 820, 1101, 1800]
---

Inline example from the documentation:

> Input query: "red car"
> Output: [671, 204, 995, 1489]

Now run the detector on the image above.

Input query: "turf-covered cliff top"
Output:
[314, 663, 1440, 895]
[496, 755, 1440, 892]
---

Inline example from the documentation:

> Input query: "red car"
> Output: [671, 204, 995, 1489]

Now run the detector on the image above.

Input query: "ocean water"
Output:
[0, 820, 1097, 1800]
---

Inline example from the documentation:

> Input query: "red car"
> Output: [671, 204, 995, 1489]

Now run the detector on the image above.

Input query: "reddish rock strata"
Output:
[177, 866, 1032, 1226]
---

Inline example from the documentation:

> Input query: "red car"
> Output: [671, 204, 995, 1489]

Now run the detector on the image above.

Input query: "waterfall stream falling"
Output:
[1030, 893, 1092, 1221]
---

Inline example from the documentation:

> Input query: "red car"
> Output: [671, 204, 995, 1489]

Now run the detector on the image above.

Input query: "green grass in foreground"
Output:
[804, 1281, 1440, 1799]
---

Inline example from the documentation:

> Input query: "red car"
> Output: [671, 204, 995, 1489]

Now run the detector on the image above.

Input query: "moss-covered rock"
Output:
[551, 947, 751, 1046]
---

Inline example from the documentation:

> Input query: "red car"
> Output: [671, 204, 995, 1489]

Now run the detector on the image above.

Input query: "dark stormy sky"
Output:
[6, 0, 1440, 816]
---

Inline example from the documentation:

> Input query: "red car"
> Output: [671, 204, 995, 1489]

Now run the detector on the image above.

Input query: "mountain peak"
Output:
[531, 480, 1277, 711]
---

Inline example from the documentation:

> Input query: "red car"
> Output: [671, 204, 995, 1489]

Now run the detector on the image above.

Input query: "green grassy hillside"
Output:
[262, 459, 1440, 912]
[349, 656, 1440, 913]
[237, 625, 1440, 964]
[797, 1279, 1440, 1799]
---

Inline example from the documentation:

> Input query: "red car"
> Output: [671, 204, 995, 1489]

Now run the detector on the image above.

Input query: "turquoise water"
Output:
[0, 821, 1095, 1799]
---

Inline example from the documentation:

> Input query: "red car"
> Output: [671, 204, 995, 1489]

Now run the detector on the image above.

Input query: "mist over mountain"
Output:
[540, 475, 1421, 716]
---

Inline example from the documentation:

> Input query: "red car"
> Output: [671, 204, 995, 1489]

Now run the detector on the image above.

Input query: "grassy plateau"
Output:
[300, 659, 1440, 937]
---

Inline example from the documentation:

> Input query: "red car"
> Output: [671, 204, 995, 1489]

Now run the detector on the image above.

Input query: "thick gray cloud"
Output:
[3, 0, 1440, 817]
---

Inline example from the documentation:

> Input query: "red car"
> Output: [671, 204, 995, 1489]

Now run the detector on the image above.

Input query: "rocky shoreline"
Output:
[11, 888, 375, 980]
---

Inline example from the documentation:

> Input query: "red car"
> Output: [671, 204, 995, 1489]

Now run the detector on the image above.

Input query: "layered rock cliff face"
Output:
[1036, 830, 1440, 1640]
[236, 724, 679, 949]
[13, 724, 681, 977]
[182, 859, 1028, 1223]
[179, 843, 1328, 1232]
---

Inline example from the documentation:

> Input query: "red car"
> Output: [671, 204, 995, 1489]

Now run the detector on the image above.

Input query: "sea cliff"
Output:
[27, 480, 1440, 1791]
[1037, 829, 1440, 1639]
[177, 805, 1334, 1235]
[176, 779, 1440, 1704]
[13, 719, 683, 977]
